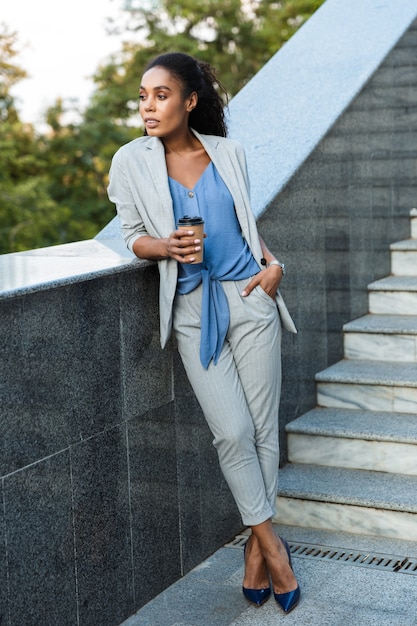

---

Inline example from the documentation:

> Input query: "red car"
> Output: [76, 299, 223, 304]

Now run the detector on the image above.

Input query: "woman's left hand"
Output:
[241, 264, 283, 299]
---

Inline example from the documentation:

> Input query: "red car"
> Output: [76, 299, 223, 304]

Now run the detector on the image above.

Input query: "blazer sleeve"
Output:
[108, 148, 149, 253]
[229, 139, 298, 335]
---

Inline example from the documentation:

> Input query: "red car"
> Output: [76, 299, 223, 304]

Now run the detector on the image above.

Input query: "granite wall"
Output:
[1, 2, 417, 625]
[0, 265, 240, 626]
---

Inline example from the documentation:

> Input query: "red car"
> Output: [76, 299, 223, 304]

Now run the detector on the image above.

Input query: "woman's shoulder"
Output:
[112, 135, 157, 161]
[196, 132, 246, 158]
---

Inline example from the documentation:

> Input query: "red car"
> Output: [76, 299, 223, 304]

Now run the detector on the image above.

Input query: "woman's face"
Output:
[139, 66, 197, 139]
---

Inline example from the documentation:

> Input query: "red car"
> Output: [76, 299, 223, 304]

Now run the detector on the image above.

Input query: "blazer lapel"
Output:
[143, 137, 176, 234]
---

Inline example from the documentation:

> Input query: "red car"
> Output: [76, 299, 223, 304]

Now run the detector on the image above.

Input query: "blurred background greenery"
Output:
[0, 0, 324, 254]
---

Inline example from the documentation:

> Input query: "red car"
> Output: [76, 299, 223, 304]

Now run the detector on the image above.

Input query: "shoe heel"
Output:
[273, 537, 300, 614]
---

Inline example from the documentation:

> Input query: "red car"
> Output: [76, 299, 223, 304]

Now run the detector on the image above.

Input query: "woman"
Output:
[108, 52, 300, 614]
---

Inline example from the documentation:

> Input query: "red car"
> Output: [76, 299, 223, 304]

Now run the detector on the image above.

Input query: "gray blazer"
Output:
[108, 129, 297, 348]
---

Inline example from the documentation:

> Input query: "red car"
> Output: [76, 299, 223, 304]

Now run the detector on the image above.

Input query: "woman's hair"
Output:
[144, 52, 228, 137]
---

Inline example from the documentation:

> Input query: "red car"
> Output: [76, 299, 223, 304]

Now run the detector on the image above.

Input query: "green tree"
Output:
[73, 0, 324, 240]
[91, 0, 325, 125]
[1, 1, 324, 253]
[0, 25, 72, 253]
[40, 98, 136, 243]
[0, 25, 134, 253]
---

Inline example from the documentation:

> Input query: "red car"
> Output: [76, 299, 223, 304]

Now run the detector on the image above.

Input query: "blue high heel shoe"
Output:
[242, 541, 271, 607]
[273, 538, 300, 614]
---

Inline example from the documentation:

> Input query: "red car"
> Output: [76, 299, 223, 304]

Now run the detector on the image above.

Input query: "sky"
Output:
[2, 0, 128, 126]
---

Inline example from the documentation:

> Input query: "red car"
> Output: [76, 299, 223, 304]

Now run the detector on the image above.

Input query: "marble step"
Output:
[368, 275, 417, 314]
[275, 463, 417, 540]
[343, 314, 417, 361]
[391, 239, 417, 276]
[286, 407, 417, 475]
[411, 208, 417, 239]
[315, 359, 417, 413]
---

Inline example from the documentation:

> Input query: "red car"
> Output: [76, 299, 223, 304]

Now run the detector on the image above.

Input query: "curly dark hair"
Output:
[144, 52, 228, 137]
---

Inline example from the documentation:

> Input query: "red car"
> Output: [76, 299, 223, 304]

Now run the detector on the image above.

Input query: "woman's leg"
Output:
[174, 283, 296, 595]
[250, 520, 298, 594]
[173, 285, 275, 526]
[220, 280, 293, 594]
[223, 278, 282, 517]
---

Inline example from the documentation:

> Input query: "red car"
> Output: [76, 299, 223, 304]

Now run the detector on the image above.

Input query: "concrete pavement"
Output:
[120, 524, 417, 626]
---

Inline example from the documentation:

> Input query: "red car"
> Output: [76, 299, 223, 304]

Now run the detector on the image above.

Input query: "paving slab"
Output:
[120, 525, 417, 626]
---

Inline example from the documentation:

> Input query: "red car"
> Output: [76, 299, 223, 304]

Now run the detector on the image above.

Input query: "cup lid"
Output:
[178, 215, 204, 225]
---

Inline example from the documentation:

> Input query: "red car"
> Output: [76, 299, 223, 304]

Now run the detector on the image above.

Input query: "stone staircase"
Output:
[276, 208, 417, 541]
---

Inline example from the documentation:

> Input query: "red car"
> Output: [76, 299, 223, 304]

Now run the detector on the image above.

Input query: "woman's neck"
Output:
[163, 129, 200, 156]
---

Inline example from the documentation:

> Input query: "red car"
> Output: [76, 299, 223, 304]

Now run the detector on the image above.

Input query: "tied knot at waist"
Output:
[177, 263, 259, 369]
[200, 269, 230, 369]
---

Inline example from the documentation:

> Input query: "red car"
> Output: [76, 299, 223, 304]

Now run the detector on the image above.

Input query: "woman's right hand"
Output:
[166, 228, 202, 263]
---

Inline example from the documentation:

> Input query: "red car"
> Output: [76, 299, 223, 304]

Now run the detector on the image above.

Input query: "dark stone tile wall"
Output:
[3, 452, 77, 626]
[257, 20, 417, 461]
[118, 266, 173, 419]
[0, 264, 241, 626]
[128, 403, 181, 607]
[71, 426, 133, 626]
[1, 276, 122, 477]
[0, 485, 9, 625]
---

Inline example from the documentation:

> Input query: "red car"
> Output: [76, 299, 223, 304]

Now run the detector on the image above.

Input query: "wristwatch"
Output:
[267, 259, 286, 275]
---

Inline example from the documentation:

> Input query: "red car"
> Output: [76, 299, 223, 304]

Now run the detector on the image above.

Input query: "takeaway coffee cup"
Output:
[177, 215, 204, 263]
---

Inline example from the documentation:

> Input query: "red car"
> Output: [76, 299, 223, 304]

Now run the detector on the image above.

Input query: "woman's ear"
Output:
[186, 91, 198, 112]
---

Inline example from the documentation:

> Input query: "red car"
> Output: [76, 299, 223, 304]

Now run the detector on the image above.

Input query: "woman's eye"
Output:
[157, 94, 167, 100]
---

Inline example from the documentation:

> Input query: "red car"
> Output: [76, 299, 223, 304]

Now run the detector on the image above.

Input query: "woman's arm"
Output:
[132, 235, 169, 260]
[132, 230, 202, 263]
[259, 236, 279, 267]
[241, 235, 284, 298]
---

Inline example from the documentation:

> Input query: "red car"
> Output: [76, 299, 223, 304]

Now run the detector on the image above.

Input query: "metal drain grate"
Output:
[225, 535, 417, 576]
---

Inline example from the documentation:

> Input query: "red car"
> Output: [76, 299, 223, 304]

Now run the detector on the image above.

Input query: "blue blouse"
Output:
[169, 161, 260, 369]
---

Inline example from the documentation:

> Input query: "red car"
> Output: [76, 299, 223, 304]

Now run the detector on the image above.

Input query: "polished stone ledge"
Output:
[0, 238, 135, 300]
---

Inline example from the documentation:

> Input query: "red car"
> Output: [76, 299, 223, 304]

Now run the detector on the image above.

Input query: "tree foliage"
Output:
[95, 0, 325, 123]
[0, 0, 324, 254]
[0, 24, 66, 253]
[0, 24, 134, 253]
